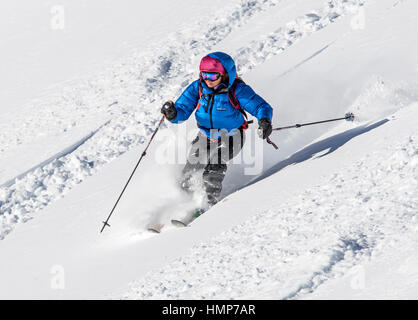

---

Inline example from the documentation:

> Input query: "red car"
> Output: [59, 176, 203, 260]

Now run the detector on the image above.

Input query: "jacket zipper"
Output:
[208, 94, 215, 129]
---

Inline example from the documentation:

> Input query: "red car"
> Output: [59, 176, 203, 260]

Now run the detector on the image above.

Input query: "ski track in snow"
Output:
[0, 0, 366, 239]
[119, 126, 417, 300]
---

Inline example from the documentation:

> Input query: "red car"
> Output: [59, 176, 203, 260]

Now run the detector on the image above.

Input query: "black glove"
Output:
[161, 101, 177, 121]
[258, 118, 272, 139]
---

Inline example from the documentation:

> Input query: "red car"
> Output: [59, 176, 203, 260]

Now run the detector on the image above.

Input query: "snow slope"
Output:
[119, 104, 417, 300]
[0, 0, 417, 299]
[0, 0, 368, 240]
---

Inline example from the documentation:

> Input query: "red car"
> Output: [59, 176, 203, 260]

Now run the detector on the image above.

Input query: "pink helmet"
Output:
[199, 56, 226, 75]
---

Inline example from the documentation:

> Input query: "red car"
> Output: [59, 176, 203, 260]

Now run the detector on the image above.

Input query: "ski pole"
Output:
[272, 112, 355, 131]
[100, 115, 165, 233]
[266, 136, 279, 150]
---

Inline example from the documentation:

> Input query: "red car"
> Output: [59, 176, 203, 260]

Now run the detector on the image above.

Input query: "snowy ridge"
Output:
[0, 120, 111, 189]
[119, 105, 417, 299]
[0, 0, 365, 240]
[0, 0, 274, 153]
[234, 0, 365, 74]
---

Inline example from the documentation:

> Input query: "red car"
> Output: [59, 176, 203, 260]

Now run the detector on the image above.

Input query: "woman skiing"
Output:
[161, 52, 273, 206]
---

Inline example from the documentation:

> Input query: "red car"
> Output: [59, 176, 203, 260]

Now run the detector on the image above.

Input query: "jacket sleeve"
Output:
[171, 80, 200, 123]
[235, 83, 273, 121]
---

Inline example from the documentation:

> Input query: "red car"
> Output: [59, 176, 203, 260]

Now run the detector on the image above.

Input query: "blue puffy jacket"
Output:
[171, 52, 273, 139]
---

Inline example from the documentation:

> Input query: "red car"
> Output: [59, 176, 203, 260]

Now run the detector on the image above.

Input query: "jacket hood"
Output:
[205, 52, 237, 88]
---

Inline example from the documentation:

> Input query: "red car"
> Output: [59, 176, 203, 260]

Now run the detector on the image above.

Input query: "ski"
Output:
[171, 208, 206, 228]
[146, 208, 206, 233]
[147, 222, 164, 233]
[171, 219, 189, 227]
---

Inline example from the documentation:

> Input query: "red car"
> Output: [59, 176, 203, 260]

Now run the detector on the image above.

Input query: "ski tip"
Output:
[171, 219, 188, 227]
[146, 223, 164, 233]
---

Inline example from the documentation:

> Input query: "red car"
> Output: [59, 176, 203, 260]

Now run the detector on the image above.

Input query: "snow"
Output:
[0, 0, 230, 116]
[0, 0, 417, 299]
[118, 104, 417, 300]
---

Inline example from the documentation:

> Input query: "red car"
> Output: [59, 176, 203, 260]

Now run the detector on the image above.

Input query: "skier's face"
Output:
[204, 76, 223, 88]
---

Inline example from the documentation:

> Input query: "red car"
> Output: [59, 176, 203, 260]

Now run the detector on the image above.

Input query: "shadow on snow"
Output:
[244, 119, 389, 189]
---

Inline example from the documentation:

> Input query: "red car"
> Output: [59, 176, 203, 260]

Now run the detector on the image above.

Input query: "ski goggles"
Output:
[201, 71, 222, 81]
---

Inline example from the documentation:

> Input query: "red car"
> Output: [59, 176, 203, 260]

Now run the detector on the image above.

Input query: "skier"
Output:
[161, 52, 273, 207]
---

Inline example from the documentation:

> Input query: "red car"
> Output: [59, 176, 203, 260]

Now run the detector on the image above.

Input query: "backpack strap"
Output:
[228, 77, 248, 129]
[196, 79, 203, 110]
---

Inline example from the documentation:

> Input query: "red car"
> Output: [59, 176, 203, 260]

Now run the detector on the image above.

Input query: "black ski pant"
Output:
[180, 129, 245, 205]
